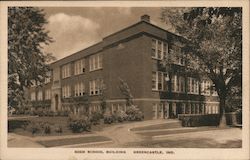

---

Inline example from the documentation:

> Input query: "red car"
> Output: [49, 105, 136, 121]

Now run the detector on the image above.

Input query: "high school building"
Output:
[29, 15, 219, 120]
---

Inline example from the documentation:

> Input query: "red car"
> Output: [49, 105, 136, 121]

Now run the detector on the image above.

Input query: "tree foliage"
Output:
[118, 78, 133, 106]
[8, 7, 55, 108]
[161, 7, 242, 126]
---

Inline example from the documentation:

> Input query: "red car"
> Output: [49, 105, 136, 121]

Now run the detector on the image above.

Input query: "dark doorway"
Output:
[55, 94, 58, 111]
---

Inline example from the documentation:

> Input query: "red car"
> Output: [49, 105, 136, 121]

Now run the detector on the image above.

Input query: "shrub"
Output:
[90, 111, 102, 125]
[8, 119, 30, 132]
[37, 108, 44, 117]
[42, 110, 49, 117]
[180, 114, 220, 127]
[103, 111, 115, 124]
[126, 105, 144, 121]
[68, 115, 91, 133]
[43, 123, 51, 134]
[54, 125, 63, 134]
[236, 109, 242, 124]
[26, 122, 40, 135]
[115, 110, 128, 122]
[47, 110, 53, 117]
[24, 110, 30, 115]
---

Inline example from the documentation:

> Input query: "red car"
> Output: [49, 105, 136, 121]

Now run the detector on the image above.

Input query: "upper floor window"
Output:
[171, 45, 185, 66]
[45, 89, 51, 100]
[74, 59, 85, 75]
[151, 39, 168, 60]
[89, 78, 103, 96]
[62, 64, 71, 79]
[45, 71, 51, 84]
[53, 67, 60, 81]
[62, 85, 71, 98]
[37, 90, 43, 101]
[171, 75, 185, 93]
[89, 53, 103, 72]
[74, 81, 85, 96]
[31, 92, 36, 101]
[201, 80, 218, 96]
[187, 77, 199, 94]
[152, 71, 168, 91]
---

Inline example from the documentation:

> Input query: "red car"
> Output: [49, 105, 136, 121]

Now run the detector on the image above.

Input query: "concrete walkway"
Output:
[8, 133, 44, 148]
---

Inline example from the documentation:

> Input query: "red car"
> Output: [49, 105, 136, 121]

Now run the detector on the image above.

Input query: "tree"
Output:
[8, 7, 55, 108]
[161, 7, 242, 127]
[118, 78, 133, 106]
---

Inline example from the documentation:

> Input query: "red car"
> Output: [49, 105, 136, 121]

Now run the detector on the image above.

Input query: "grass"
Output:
[138, 126, 222, 137]
[123, 138, 242, 148]
[130, 122, 182, 131]
[37, 136, 112, 147]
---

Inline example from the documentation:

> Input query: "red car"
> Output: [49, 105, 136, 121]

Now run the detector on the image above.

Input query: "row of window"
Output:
[61, 53, 103, 79]
[151, 38, 185, 66]
[152, 71, 217, 96]
[31, 89, 51, 101]
[152, 102, 219, 119]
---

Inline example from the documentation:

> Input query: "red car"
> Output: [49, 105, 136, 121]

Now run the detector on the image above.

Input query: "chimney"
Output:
[141, 14, 150, 23]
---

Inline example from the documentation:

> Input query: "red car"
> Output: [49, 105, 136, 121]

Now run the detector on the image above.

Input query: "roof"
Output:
[51, 17, 187, 67]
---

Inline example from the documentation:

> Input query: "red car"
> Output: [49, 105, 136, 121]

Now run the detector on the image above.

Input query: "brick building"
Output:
[28, 15, 219, 120]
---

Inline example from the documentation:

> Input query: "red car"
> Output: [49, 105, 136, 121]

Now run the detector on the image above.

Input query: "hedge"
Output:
[8, 119, 30, 132]
[179, 114, 220, 127]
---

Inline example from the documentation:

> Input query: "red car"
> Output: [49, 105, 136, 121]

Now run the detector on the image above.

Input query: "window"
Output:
[62, 64, 71, 79]
[172, 75, 185, 93]
[157, 41, 162, 59]
[152, 71, 167, 91]
[74, 59, 85, 75]
[37, 90, 43, 101]
[89, 53, 103, 72]
[187, 77, 199, 94]
[74, 81, 85, 96]
[45, 71, 51, 84]
[45, 77, 50, 84]
[31, 92, 36, 101]
[152, 72, 157, 90]
[89, 79, 103, 96]
[151, 39, 168, 60]
[62, 85, 71, 98]
[201, 80, 211, 95]
[171, 75, 177, 92]
[172, 45, 185, 66]
[45, 89, 51, 100]
[163, 43, 168, 59]
[151, 39, 157, 58]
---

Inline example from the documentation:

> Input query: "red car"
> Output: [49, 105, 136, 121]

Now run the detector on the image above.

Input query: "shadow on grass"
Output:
[122, 138, 242, 148]
[37, 136, 112, 147]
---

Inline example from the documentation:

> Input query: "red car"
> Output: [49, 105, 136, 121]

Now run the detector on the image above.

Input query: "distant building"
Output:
[28, 15, 219, 120]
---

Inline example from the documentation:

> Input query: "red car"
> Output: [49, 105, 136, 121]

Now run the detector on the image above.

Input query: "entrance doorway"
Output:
[55, 94, 58, 111]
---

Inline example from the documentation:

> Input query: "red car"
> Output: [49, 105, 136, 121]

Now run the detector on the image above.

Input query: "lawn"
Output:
[37, 136, 112, 147]
[122, 138, 242, 148]
[137, 127, 223, 137]
[130, 122, 182, 131]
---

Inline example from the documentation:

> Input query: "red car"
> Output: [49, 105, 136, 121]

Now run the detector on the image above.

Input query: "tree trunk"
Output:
[219, 96, 227, 128]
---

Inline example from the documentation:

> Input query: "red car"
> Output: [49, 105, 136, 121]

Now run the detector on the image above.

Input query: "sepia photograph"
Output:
[1, 1, 249, 160]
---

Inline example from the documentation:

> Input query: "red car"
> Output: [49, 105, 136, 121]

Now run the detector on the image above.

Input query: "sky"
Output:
[42, 7, 172, 61]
